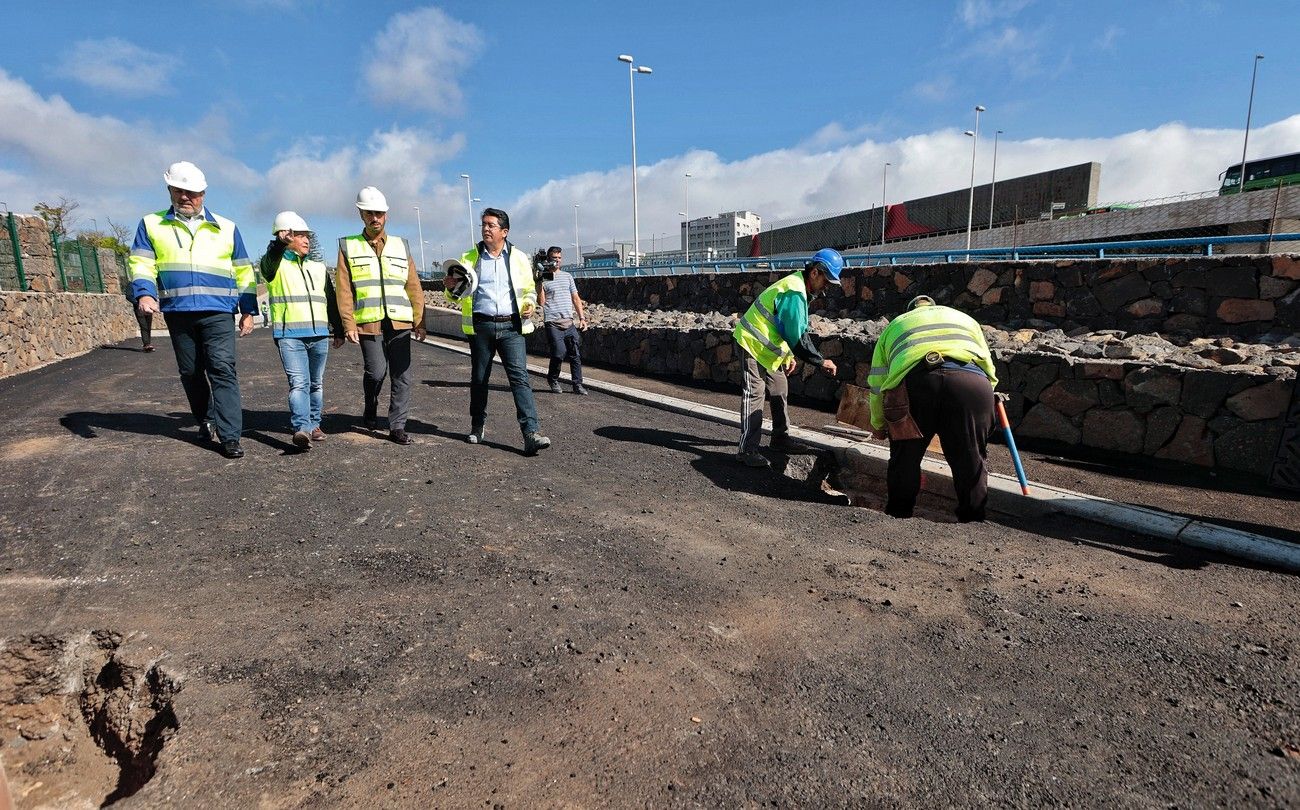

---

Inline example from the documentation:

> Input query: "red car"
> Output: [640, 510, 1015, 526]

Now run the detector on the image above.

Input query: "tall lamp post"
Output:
[988, 130, 1002, 230]
[617, 54, 653, 266]
[573, 203, 580, 268]
[964, 104, 986, 251]
[1238, 54, 1264, 194]
[459, 173, 474, 246]
[682, 172, 692, 262]
[413, 205, 426, 276]
[880, 162, 890, 249]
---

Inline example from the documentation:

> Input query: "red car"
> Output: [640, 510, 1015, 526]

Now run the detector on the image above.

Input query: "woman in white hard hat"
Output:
[260, 212, 343, 450]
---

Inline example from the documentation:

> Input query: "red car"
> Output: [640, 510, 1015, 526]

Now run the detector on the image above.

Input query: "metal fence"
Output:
[571, 233, 1300, 278]
[0, 212, 123, 293]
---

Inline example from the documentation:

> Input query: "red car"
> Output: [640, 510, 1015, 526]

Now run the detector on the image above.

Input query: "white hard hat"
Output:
[355, 186, 389, 212]
[271, 211, 311, 234]
[163, 161, 207, 192]
[441, 258, 478, 300]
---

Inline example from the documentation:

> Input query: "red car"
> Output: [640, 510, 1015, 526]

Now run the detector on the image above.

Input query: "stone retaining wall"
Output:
[0, 292, 139, 377]
[576, 255, 1300, 339]
[551, 323, 1289, 478]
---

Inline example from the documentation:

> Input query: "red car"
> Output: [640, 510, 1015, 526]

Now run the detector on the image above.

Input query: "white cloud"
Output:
[257, 128, 466, 217]
[911, 76, 954, 102]
[0, 68, 256, 191]
[55, 38, 174, 96]
[1095, 24, 1122, 50]
[496, 115, 1300, 255]
[959, 0, 1034, 28]
[363, 7, 482, 114]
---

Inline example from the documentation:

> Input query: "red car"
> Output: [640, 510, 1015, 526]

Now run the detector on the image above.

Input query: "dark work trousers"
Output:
[469, 319, 539, 436]
[738, 353, 790, 454]
[359, 319, 412, 430]
[545, 322, 583, 386]
[163, 311, 242, 442]
[136, 311, 154, 348]
[886, 365, 995, 522]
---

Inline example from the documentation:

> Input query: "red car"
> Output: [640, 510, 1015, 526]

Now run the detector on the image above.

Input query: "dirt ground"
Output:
[1, 337, 1298, 807]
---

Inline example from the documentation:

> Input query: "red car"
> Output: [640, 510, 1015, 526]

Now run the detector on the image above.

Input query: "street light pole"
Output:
[413, 205, 426, 276]
[880, 162, 890, 249]
[573, 203, 580, 268]
[1238, 54, 1264, 194]
[965, 104, 986, 251]
[459, 173, 474, 247]
[988, 130, 1002, 230]
[618, 54, 653, 266]
[683, 172, 691, 262]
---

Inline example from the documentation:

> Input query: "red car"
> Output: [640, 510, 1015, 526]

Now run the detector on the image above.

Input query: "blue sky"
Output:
[1, 0, 1298, 263]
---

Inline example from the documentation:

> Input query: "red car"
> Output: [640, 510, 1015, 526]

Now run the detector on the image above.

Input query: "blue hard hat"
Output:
[809, 248, 844, 285]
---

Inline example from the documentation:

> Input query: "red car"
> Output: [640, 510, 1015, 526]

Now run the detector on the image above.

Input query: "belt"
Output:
[473, 313, 514, 323]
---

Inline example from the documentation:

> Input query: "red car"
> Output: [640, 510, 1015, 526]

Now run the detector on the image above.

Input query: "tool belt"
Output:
[882, 381, 923, 441]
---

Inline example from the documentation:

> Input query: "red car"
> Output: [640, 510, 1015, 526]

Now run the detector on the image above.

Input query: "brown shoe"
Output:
[310, 428, 326, 441]
[292, 430, 312, 450]
[389, 428, 413, 445]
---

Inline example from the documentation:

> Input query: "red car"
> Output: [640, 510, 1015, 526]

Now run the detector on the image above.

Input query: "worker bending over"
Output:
[868, 295, 998, 522]
[731, 248, 842, 468]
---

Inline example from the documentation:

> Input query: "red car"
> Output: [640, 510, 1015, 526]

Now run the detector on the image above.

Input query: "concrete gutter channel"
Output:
[422, 308, 1300, 573]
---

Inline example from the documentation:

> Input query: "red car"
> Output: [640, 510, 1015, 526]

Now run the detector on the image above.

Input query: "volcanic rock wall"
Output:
[574, 255, 1300, 339]
[0, 292, 139, 376]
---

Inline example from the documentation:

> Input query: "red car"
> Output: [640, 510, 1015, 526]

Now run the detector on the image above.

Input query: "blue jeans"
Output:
[469, 319, 539, 435]
[276, 336, 330, 432]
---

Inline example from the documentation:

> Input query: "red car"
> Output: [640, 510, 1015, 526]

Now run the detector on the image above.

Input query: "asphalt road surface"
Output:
[1, 336, 1297, 807]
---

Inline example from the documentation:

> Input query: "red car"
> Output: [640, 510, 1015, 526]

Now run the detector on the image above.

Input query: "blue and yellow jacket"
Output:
[129, 207, 257, 315]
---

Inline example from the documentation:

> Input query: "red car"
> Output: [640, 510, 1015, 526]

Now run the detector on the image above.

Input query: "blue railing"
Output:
[569, 233, 1300, 278]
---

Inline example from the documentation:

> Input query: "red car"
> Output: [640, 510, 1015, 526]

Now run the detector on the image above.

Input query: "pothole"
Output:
[0, 630, 181, 807]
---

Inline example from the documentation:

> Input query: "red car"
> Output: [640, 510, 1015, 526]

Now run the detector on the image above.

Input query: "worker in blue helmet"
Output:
[731, 248, 843, 468]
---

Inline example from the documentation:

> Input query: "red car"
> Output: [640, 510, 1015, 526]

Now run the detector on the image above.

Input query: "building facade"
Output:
[682, 211, 761, 260]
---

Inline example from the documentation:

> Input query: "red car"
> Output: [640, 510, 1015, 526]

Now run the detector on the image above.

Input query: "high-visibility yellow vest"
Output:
[129, 209, 255, 313]
[267, 252, 331, 339]
[732, 272, 805, 372]
[339, 234, 414, 324]
[449, 243, 537, 336]
[866, 305, 999, 429]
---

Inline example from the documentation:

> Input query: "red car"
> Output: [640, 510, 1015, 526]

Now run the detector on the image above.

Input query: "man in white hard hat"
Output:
[129, 161, 257, 459]
[335, 186, 426, 445]
[260, 212, 343, 450]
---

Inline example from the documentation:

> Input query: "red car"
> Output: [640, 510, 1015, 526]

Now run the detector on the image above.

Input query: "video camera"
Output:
[532, 249, 558, 281]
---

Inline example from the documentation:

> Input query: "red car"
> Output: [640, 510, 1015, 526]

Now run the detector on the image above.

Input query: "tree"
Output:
[33, 196, 80, 237]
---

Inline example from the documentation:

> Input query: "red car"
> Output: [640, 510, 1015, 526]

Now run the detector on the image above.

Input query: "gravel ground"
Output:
[0, 337, 1297, 807]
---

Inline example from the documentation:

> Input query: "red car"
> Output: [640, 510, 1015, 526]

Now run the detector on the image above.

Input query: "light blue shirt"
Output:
[472, 247, 512, 317]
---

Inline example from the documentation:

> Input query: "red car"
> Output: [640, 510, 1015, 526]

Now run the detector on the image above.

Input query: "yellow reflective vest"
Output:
[448, 243, 537, 335]
[866, 305, 999, 430]
[267, 252, 332, 339]
[339, 234, 415, 325]
[129, 208, 256, 313]
[732, 272, 804, 372]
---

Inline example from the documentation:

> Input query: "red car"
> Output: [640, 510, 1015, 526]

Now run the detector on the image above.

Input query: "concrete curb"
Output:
[418, 325, 1300, 573]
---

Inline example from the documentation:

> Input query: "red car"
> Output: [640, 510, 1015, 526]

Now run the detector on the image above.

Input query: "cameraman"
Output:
[535, 246, 588, 395]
